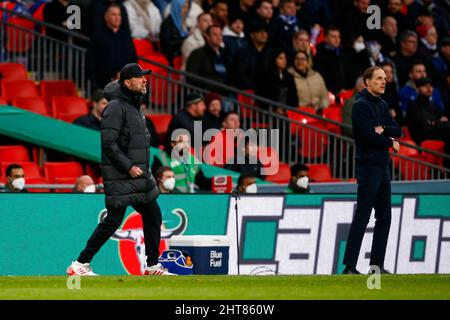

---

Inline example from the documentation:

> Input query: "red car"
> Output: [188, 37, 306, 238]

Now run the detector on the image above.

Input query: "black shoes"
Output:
[342, 267, 361, 274]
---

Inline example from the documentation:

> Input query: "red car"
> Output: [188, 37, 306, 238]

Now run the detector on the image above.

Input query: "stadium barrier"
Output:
[1, 193, 449, 276]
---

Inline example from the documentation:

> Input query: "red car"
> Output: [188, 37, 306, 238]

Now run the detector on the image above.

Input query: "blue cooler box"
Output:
[168, 235, 229, 275]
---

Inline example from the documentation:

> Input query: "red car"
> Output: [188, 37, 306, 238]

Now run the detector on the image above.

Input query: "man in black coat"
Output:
[68, 63, 172, 276]
[343, 66, 401, 275]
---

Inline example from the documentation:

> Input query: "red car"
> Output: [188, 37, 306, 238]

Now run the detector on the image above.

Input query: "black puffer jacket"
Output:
[101, 81, 159, 207]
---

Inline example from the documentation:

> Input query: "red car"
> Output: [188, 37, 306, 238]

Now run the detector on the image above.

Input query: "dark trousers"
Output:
[343, 164, 392, 268]
[77, 200, 162, 266]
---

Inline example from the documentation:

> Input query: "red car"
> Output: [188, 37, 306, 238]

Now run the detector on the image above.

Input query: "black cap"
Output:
[248, 20, 268, 34]
[119, 63, 152, 82]
[185, 92, 204, 105]
[414, 77, 433, 87]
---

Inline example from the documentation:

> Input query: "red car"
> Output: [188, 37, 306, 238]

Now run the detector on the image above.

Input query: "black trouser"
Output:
[77, 200, 162, 266]
[343, 164, 392, 269]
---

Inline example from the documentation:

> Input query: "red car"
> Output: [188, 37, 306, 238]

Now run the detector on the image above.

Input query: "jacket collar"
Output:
[360, 88, 382, 103]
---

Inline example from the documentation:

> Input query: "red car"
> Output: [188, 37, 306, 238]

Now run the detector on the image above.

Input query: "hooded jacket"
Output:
[101, 81, 159, 207]
[352, 88, 402, 166]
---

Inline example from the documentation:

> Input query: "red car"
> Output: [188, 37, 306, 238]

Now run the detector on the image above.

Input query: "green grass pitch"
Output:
[0, 275, 449, 300]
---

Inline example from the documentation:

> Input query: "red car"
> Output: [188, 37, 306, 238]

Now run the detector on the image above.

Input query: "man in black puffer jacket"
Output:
[68, 63, 172, 276]
[342, 66, 402, 275]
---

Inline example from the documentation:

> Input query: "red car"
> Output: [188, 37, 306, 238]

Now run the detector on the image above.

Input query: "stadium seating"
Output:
[44, 161, 84, 183]
[0, 63, 28, 81]
[393, 139, 419, 167]
[53, 177, 77, 192]
[133, 39, 156, 56]
[299, 122, 329, 160]
[51, 96, 89, 123]
[1, 161, 43, 179]
[40, 80, 78, 106]
[322, 107, 342, 135]
[237, 90, 257, 118]
[420, 140, 445, 166]
[0, 145, 30, 162]
[265, 162, 290, 184]
[12, 97, 50, 116]
[146, 113, 173, 143]
[0, 97, 7, 105]
[337, 89, 354, 105]
[307, 164, 339, 182]
[5, 17, 35, 53]
[1, 80, 39, 103]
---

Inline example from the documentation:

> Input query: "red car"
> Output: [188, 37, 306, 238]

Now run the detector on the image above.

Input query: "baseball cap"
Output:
[185, 92, 204, 105]
[119, 63, 152, 82]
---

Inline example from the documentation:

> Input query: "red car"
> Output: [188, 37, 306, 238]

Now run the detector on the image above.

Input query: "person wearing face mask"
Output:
[284, 162, 310, 194]
[1, 164, 28, 193]
[155, 166, 180, 194]
[72, 175, 96, 193]
[236, 174, 257, 194]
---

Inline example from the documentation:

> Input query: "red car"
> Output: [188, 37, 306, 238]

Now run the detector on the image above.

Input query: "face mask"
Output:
[296, 176, 309, 189]
[162, 177, 176, 191]
[354, 42, 366, 53]
[84, 185, 96, 193]
[245, 183, 257, 194]
[11, 177, 25, 190]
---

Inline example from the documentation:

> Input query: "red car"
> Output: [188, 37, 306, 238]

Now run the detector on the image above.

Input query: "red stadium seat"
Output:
[0, 145, 30, 162]
[307, 164, 337, 182]
[133, 39, 156, 56]
[287, 106, 317, 135]
[393, 139, 418, 167]
[5, 17, 34, 53]
[322, 107, 342, 134]
[237, 90, 257, 118]
[1, 161, 43, 179]
[299, 122, 329, 159]
[402, 126, 412, 140]
[52, 96, 89, 123]
[0, 97, 8, 105]
[40, 80, 78, 106]
[265, 162, 291, 184]
[0, 63, 28, 81]
[420, 140, 445, 166]
[1, 80, 39, 103]
[146, 113, 173, 143]
[44, 161, 84, 183]
[12, 97, 50, 116]
[337, 89, 354, 105]
[26, 177, 51, 193]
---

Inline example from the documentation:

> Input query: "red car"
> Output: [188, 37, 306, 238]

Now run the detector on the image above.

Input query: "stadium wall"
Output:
[0, 193, 449, 275]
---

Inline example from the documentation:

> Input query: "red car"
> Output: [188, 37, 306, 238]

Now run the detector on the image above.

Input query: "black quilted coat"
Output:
[101, 81, 159, 207]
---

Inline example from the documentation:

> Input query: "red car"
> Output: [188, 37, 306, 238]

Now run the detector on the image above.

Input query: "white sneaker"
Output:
[67, 261, 98, 276]
[144, 263, 176, 276]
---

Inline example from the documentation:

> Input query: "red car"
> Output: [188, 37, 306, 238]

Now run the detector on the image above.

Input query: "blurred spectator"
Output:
[417, 25, 439, 59]
[166, 92, 206, 150]
[248, 0, 275, 40]
[231, 22, 274, 95]
[392, 30, 432, 87]
[260, 49, 298, 110]
[43, 0, 74, 42]
[290, 30, 313, 66]
[73, 175, 96, 193]
[222, 15, 248, 63]
[300, 0, 333, 29]
[224, 139, 264, 179]
[163, 0, 203, 31]
[1, 164, 28, 193]
[73, 89, 108, 131]
[210, 0, 229, 28]
[399, 62, 444, 116]
[407, 0, 450, 38]
[380, 61, 403, 126]
[227, 0, 256, 30]
[341, 0, 374, 46]
[378, 16, 399, 58]
[432, 38, 450, 104]
[203, 92, 223, 132]
[160, 0, 191, 65]
[289, 50, 329, 111]
[382, 0, 413, 33]
[236, 173, 257, 193]
[153, 0, 170, 15]
[154, 166, 180, 193]
[87, 0, 131, 36]
[313, 26, 354, 95]
[123, 0, 162, 42]
[181, 12, 213, 70]
[406, 77, 449, 147]
[285, 162, 310, 194]
[271, 0, 305, 52]
[342, 77, 366, 137]
[186, 25, 230, 93]
[87, 3, 137, 91]
[222, 111, 241, 130]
